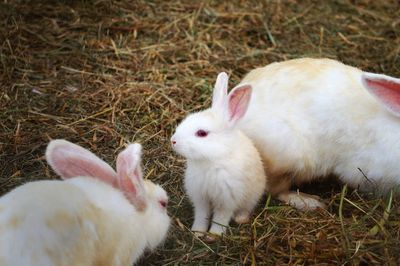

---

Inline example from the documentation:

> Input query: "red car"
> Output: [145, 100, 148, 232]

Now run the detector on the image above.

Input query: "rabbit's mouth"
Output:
[170, 142, 185, 157]
[170, 135, 188, 156]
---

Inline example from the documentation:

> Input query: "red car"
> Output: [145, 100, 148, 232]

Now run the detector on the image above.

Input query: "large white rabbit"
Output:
[171, 73, 267, 237]
[0, 139, 170, 266]
[235, 58, 400, 210]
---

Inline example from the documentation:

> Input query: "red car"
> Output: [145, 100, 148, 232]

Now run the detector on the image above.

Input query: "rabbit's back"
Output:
[238, 58, 400, 191]
[0, 179, 140, 266]
[0, 180, 100, 266]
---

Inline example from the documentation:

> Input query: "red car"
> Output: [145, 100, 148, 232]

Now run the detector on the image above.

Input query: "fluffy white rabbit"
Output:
[235, 58, 400, 210]
[171, 73, 267, 236]
[0, 139, 170, 266]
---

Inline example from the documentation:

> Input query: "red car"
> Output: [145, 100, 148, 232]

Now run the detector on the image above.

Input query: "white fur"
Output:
[171, 77, 266, 235]
[236, 58, 400, 208]
[0, 140, 170, 266]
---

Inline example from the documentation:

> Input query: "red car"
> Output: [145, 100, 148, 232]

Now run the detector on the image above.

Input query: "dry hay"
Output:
[1, 0, 400, 265]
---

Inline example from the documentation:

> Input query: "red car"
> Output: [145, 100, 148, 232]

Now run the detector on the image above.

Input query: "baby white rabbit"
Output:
[171, 73, 267, 236]
[235, 58, 400, 210]
[0, 139, 170, 266]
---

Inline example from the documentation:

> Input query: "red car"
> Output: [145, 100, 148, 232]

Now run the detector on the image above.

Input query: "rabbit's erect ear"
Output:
[362, 72, 400, 116]
[46, 140, 117, 185]
[212, 72, 229, 111]
[116, 143, 147, 211]
[225, 84, 252, 127]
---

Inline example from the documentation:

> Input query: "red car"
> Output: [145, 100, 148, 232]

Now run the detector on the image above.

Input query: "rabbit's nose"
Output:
[170, 136, 177, 145]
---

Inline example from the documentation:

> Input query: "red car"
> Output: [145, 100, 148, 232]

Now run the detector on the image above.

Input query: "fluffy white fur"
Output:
[0, 140, 170, 266]
[236, 58, 400, 209]
[171, 73, 267, 236]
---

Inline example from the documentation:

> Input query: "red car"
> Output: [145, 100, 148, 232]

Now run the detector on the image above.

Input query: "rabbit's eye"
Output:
[159, 200, 167, 208]
[195, 129, 208, 137]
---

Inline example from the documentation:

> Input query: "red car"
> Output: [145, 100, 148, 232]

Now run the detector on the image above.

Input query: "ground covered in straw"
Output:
[1, 0, 400, 265]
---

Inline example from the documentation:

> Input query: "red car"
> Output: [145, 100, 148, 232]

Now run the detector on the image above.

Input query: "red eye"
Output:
[195, 129, 208, 137]
[159, 200, 167, 208]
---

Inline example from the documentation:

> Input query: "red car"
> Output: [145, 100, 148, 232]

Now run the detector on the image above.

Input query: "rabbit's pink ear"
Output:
[362, 72, 400, 116]
[46, 140, 117, 186]
[212, 72, 229, 111]
[116, 143, 147, 211]
[226, 84, 252, 127]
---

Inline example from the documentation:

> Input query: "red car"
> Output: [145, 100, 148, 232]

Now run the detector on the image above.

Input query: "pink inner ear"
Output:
[118, 171, 138, 197]
[116, 144, 147, 211]
[116, 156, 137, 194]
[228, 85, 252, 123]
[46, 140, 117, 186]
[53, 155, 112, 181]
[365, 78, 400, 114]
[117, 167, 147, 212]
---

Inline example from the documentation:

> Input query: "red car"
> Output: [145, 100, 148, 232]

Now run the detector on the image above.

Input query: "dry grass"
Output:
[1, 0, 400, 265]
